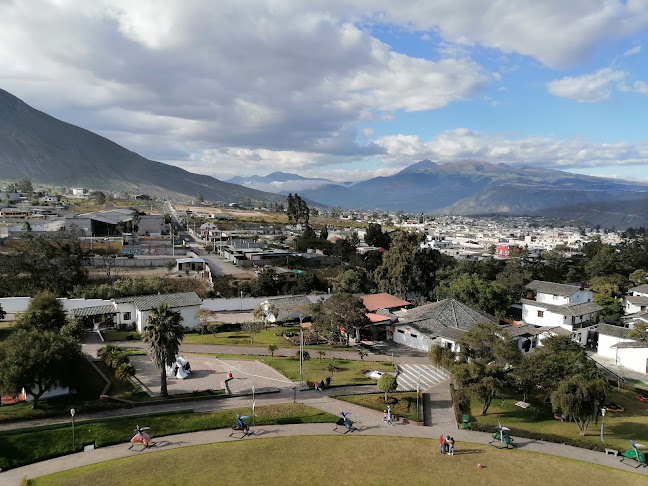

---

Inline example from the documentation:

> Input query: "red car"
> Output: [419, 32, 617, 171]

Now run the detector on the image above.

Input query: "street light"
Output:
[416, 369, 421, 422]
[601, 407, 606, 443]
[70, 408, 76, 450]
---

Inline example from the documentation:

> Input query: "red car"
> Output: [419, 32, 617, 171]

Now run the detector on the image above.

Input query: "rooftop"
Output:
[524, 280, 582, 297]
[596, 323, 632, 339]
[360, 293, 411, 312]
[114, 292, 202, 311]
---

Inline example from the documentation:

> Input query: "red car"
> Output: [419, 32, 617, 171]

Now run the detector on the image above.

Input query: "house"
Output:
[262, 295, 313, 323]
[113, 292, 203, 333]
[521, 280, 601, 338]
[501, 323, 570, 355]
[595, 323, 648, 374]
[176, 257, 206, 272]
[390, 299, 499, 352]
[495, 243, 522, 258]
[360, 293, 411, 313]
[625, 284, 648, 314]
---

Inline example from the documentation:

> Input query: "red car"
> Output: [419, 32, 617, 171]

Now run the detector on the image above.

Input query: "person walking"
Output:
[439, 435, 444, 454]
[448, 437, 455, 456]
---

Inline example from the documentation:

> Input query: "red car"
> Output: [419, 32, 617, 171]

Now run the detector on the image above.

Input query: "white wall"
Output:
[522, 303, 566, 328]
[598, 333, 633, 360]
[535, 288, 592, 305]
[392, 324, 436, 352]
[617, 347, 648, 374]
[22, 386, 70, 402]
[135, 305, 200, 333]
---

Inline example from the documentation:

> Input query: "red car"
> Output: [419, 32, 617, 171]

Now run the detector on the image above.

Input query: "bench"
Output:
[605, 448, 619, 456]
[515, 401, 530, 409]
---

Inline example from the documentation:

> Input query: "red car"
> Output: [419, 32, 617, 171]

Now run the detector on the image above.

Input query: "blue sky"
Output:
[1, 1, 648, 183]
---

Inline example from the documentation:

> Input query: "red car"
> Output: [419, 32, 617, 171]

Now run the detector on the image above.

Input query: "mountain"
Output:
[226, 171, 352, 194]
[298, 159, 648, 216]
[534, 198, 648, 230]
[0, 89, 287, 204]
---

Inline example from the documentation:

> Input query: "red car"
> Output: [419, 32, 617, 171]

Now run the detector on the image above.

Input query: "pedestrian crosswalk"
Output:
[396, 364, 450, 391]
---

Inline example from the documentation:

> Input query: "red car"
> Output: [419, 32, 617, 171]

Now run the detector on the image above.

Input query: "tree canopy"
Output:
[17, 290, 68, 331]
[311, 293, 369, 345]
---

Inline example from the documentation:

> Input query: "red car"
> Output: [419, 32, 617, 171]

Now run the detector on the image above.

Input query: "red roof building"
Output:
[361, 293, 411, 312]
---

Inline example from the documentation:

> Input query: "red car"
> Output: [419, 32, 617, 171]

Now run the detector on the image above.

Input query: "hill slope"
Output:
[0, 89, 286, 204]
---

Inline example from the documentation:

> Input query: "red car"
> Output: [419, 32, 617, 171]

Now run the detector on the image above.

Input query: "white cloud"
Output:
[619, 80, 648, 95]
[624, 45, 641, 56]
[371, 129, 648, 170]
[547, 68, 627, 102]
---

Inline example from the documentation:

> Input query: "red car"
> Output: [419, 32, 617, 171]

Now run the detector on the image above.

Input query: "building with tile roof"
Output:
[360, 293, 411, 313]
[596, 323, 648, 374]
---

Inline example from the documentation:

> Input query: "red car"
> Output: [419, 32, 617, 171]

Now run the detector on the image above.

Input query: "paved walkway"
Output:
[4, 386, 647, 485]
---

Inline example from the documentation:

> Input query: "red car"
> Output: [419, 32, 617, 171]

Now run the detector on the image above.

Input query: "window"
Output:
[572, 316, 576, 325]
[397, 329, 405, 334]
[553, 295, 558, 300]
[123, 312, 131, 321]
[537, 310, 544, 318]
[410, 333, 418, 338]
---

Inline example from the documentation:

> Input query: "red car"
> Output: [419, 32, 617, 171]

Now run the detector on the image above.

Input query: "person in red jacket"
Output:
[439, 434, 445, 454]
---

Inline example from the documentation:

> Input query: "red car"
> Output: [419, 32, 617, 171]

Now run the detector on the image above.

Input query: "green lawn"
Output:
[336, 392, 420, 421]
[0, 358, 116, 423]
[183, 326, 336, 350]
[31, 436, 648, 486]
[466, 387, 648, 452]
[258, 357, 394, 386]
[101, 330, 141, 342]
[626, 378, 648, 388]
[0, 404, 336, 471]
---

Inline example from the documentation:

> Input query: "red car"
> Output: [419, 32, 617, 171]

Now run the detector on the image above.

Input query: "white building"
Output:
[521, 280, 601, 337]
[625, 284, 648, 314]
[114, 292, 203, 333]
[596, 323, 648, 374]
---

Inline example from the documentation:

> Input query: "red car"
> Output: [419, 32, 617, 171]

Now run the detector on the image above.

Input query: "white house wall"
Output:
[597, 334, 633, 360]
[522, 303, 568, 329]
[617, 347, 648, 374]
[535, 289, 592, 305]
[392, 325, 435, 352]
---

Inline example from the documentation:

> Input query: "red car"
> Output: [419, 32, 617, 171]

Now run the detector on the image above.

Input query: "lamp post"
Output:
[70, 408, 76, 450]
[600, 407, 606, 443]
[416, 369, 421, 422]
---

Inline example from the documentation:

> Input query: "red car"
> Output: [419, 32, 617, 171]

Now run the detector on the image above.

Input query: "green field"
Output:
[467, 387, 648, 452]
[259, 356, 394, 387]
[336, 392, 420, 421]
[31, 436, 647, 486]
[0, 404, 335, 471]
[183, 326, 336, 350]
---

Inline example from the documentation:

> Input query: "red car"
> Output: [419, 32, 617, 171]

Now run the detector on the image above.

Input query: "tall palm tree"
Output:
[143, 303, 185, 397]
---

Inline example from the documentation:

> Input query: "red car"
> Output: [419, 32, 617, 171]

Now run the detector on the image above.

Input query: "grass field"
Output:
[467, 387, 648, 452]
[0, 404, 335, 471]
[336, 392, 420, 421]
[183, 326, 337, 350]
[259, 356, 394, 386]
[30, 435, 647, 486]
[626, 378, 648, 388]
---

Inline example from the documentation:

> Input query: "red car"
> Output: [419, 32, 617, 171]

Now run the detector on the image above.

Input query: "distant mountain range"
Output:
[297, 159, 648, 226]
[1, 88, 647, 228]
[0, 89, 286, 204]
[226, 171, 353, 194]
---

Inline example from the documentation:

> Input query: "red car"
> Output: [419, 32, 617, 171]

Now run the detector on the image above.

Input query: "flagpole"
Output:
[252, 386, 256, 425]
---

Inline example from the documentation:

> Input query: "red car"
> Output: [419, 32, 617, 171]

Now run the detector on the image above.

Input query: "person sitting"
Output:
[314, 381, 320, 390]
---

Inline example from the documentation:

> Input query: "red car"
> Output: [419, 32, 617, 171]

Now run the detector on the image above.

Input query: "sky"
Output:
[2, 0, 648, 183]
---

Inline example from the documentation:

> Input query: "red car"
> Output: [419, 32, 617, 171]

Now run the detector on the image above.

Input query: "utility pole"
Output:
[299, 329, 304, 386]
[170, 223, 175, 256]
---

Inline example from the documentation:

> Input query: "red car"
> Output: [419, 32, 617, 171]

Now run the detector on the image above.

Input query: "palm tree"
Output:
[317, 350, 326, 361]
[115, 362, 136, 381]
[143, 303, 185, 397]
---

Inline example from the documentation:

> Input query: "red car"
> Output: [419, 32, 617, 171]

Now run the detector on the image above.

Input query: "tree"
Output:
[143, 304, 185, 397]
[357, 349, 368, 361]
[437, 273, 511, 319]
[295, 349, 310, 360]
[320, 226, 329, 240]
[589, 274, 629, 298]
[0, 303, 5, 321]
[629, 269, 647, 287]
[18, 291, 67, 331]
[593, 294, 623, 322]
[428, 345, 456, 370]
[21, 221, 32, 232]
[326, 363, 339, 378]
[374, 231, 441, 299]
[365, 223, 390, 249]
[196, 192, 204, 203]
[16, 177, 33, 194]
[165, 261, 176, 274]
[241, 321, 264, 344]
[377, 373, 398, 401]
[456, 322, 521, 366]
[0, 328, 81, 408]
[454, 361, 506, 415]
[115, 362, 136, 381]
[496, 258, 531, 302]
[629, 322, 648, 342]
[317, 350, 326, 360]
[334, 268, 371, 294]
[550, 375, 608, 436]
[311, 293, 369, 345]
[253, 302, 278, 328]
[267, 343, 278, 357]
[92, 191, 106, 205]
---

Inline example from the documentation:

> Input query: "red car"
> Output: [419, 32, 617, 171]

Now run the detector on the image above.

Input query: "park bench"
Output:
[605, 448, 619, 456]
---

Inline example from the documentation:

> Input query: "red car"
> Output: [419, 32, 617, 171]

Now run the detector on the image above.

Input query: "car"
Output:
[369, 370, 385, 380]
